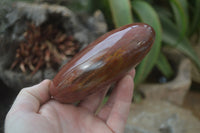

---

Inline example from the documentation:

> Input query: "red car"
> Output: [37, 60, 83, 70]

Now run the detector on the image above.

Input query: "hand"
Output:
[5, 69, 135, 133]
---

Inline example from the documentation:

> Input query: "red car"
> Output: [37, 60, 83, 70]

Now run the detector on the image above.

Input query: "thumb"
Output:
[8, 79, 52, 113]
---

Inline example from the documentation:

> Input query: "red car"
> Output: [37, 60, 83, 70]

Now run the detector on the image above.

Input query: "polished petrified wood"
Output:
[50, 23, 155, 103]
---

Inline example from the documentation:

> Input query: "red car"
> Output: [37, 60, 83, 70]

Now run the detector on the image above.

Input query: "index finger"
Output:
[8, 79, 52, 114]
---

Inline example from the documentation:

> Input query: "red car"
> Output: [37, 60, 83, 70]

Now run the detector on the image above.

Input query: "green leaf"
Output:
[189, 0, 200, 35]
[170, 0, 188, 36]
[159, 14, 180, 45]
[160, 15, 200, 70]
[132, 0, 162, 85]
[177, 38, 200, 70]
[178, 0, 188, 12]
[109, 0, 134, 27]
[156, 52, 174, 78]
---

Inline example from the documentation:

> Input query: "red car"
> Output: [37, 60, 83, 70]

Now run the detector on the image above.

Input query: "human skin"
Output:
[5, 69, 135, 133]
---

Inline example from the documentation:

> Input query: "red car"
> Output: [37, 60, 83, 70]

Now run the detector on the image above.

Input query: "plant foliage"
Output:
[94, 0, 200, 85]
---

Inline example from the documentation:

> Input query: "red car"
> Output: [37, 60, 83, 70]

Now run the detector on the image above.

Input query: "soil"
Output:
[183, 82, 200, 120]
[146, 66, 200, 120]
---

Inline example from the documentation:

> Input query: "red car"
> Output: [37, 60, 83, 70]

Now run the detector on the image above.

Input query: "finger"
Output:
[97, 69, 135, 121]
[128, 68, 135, 78]
[78, 85, 110, 113]
[78, 68, 135, 113]
[106, 75, 134, 133]
[9, 79, 52, 113]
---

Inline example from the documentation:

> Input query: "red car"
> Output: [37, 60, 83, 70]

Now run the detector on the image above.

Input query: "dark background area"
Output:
[0, 80, 18, 133]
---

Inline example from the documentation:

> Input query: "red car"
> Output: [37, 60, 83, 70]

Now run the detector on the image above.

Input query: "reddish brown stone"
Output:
[50, 23, 155, 103]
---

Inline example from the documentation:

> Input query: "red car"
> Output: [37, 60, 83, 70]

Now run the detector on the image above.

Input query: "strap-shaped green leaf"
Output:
[190, 0, 200, 35]
[109, 0, 134, 27]
[156, 52, 174, 79]
[132, 0, 162, 85]
[160, 15, 200, 70]
[170, 0, 188, 36]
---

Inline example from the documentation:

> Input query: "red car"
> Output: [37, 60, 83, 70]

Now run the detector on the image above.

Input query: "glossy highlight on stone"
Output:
[50, 23, 155, 103]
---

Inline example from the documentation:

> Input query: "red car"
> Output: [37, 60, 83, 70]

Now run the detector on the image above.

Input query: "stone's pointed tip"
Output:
[132, 23, 155, 37]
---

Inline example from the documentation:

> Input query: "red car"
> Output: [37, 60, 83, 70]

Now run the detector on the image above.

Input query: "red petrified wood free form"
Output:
[50, 23, 155, 103]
